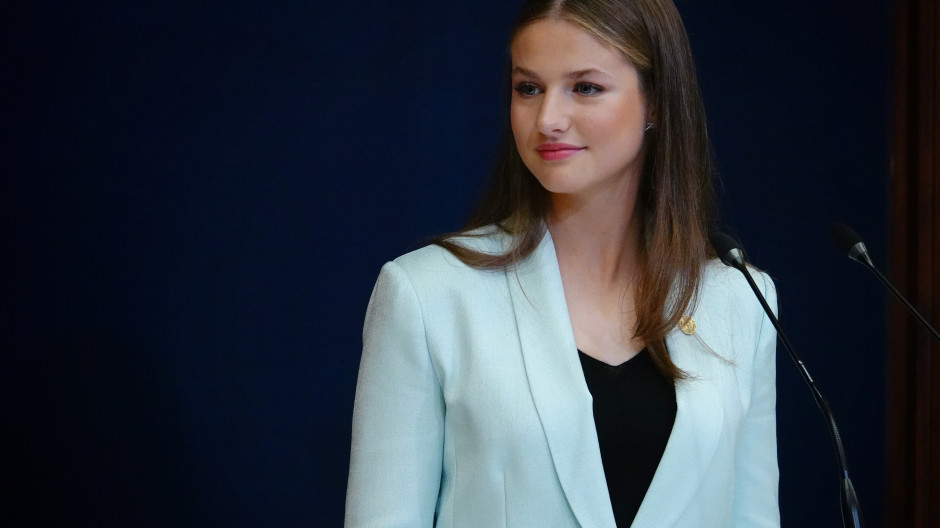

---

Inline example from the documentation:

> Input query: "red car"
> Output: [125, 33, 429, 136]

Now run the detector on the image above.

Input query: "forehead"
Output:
[510, 18, 631, 72]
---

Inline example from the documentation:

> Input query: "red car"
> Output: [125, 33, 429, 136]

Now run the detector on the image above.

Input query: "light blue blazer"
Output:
[346, 229, 780, 527]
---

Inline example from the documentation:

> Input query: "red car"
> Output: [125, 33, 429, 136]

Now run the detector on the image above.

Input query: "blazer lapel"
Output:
[631, 327, 725, 526]
[505, 232, 618, 528]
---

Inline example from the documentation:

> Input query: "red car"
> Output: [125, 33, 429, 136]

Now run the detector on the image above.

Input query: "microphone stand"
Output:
[851, 252, 940, 342]
[830, 222, 940, 342]
[731, 262, 864, 528]
[709, 229, 864, 528]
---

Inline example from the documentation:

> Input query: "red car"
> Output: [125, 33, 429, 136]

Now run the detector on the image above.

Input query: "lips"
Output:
[536, 143, 585, 161]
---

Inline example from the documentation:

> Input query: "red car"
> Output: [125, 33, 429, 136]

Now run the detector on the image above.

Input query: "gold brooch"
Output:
[679, 315, 696, 335]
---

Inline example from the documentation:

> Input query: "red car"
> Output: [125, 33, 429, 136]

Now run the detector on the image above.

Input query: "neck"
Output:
[547, 180, 642, 285]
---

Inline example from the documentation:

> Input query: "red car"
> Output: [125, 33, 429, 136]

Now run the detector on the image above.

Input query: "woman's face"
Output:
[510, 19, 650, 201]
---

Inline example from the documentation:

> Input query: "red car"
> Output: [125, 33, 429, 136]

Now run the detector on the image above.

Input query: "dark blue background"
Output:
[6, 1, 890, 526]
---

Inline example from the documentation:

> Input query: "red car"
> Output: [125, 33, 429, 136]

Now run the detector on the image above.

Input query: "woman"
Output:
[346, 0, 779, 526]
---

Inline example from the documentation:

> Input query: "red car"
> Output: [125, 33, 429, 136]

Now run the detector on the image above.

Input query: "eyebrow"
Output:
[511, 66, 609, 80]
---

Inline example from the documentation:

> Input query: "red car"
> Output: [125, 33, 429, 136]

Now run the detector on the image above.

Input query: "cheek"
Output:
[588, 102, 645, 151]
[509, 103, 525, 136]
[510, 104, 529, 150]
[595, 100, 643, 133]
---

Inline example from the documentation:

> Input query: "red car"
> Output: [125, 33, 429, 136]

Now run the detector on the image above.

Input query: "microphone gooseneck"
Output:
[709, 231, 864, 528]
[830, 222, 940, 342]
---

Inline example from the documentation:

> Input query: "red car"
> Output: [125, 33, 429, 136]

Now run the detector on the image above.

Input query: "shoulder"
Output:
[697, 259, 777, 315]
[394, 225, 508, 270]
[391, 225, 508, 273]
[376, 225, 512, 298]
[687, 259, 777, 363]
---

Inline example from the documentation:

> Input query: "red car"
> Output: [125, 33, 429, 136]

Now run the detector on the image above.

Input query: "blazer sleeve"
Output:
[732, 271, 781, 527]
[345, 261, 445, 528]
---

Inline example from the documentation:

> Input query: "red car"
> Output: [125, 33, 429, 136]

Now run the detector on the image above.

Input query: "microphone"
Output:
[709, 231, 864, 528]
[830, 222, 940, 342]
[710, 230, 746, 269]
[829, 223, 874, 267]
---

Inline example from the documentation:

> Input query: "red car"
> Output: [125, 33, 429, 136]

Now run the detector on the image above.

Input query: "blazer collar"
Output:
[505, 230, 723, 528]
[505, 230, 617, 528]
[632, 329, 725, 526]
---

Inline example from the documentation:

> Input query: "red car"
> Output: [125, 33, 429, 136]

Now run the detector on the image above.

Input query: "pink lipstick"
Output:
[536, 143, 584, 161]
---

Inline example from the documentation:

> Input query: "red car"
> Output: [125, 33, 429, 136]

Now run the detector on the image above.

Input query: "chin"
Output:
[529, 166, 574, 190]
[531, 171, 596, 196]
[531, 175, 571, 195]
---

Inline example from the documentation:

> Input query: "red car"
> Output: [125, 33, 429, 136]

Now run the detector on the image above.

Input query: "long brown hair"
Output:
[435, 0, 715, 380]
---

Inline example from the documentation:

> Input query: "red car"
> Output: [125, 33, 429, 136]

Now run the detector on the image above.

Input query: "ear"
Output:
[645, 100, 658, 125]
[644, 104, 658, 132]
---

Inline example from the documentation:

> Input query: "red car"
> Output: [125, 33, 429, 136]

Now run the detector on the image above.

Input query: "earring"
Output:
[645, 122, 655, 131]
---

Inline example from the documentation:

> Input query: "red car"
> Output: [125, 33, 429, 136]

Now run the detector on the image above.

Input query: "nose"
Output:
[536, 89, 570, 135]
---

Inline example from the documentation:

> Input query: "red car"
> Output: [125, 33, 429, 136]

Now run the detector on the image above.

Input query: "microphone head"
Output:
[830, 222, 864, 255]
[830, 222, 872, 265]
[708, 230, 746, 269]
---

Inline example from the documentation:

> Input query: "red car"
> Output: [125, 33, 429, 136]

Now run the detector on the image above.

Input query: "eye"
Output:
[574, 82, 603, 96]
[513, 82, 541, 97]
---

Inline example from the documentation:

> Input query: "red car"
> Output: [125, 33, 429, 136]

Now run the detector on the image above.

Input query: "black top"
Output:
[577, 349, 677, 527]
